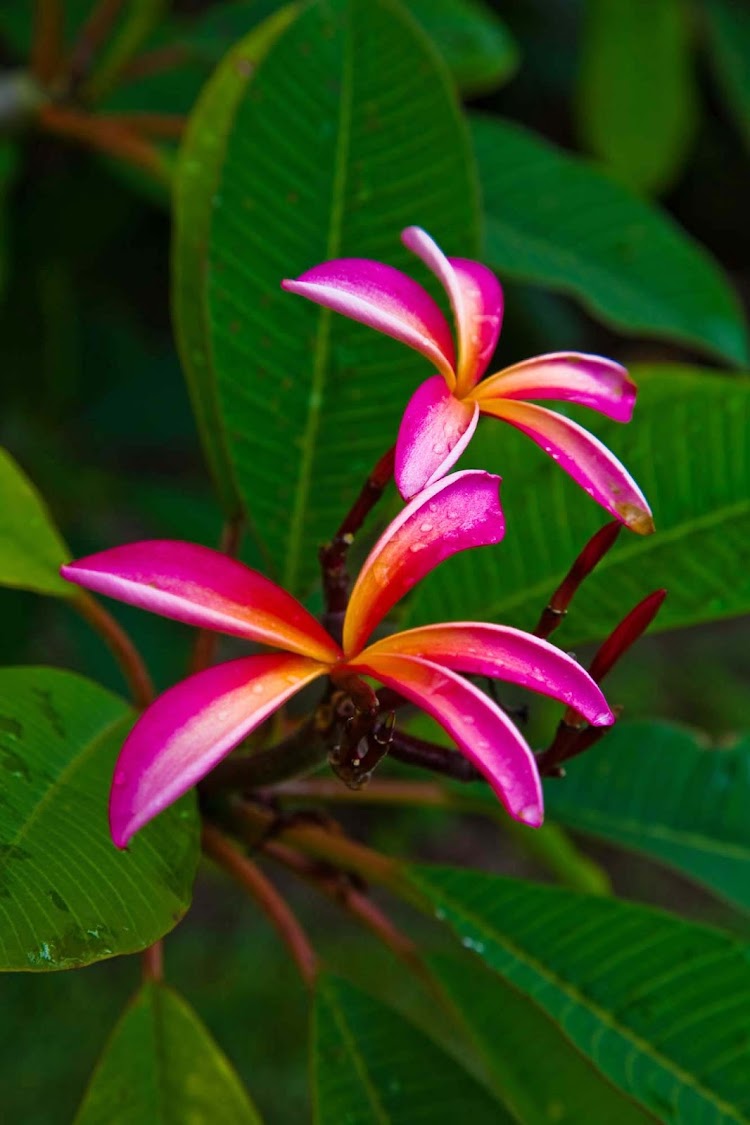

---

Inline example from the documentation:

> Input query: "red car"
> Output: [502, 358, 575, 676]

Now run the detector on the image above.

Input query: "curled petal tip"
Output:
[517, 803, 544, 828]
[617, 503, 655, 535]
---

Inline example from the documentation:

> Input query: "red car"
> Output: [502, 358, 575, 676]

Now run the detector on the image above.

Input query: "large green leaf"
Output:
[404, 366, 750, 644]
[471, 116, 748, 366]
[312, 974, 510, 1123]
[408, 866, 750, 1123]
[546, 720, 750, 915]
[172, 10, 296, 517]
[176, 0, 480, 592]
[429, 952, 657, 1124]
[407, 0, 518, 95]
[0, 668, 199, 970]
[577, 0, 696, 194]
[704, 0, 750, 149]
[0, 446, 72, 597]
[75, 981, 262, 1124]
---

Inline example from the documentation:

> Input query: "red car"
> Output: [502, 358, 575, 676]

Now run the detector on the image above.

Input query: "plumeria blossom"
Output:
[282, 227, 654, 534]
[61, 471, 613, 848]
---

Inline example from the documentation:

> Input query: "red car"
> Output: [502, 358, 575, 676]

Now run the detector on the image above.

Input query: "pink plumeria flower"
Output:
[61, 472, 613, 848]
[283, 227, 654, 534]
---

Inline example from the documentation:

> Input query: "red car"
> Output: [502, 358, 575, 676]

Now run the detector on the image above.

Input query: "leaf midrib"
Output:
[283, 3, 355, 591]
[0, 710, 131, 881]
[321, 987, 391, 1124]
[415, 876, 750, 1124]
[481, 495, 750, 632]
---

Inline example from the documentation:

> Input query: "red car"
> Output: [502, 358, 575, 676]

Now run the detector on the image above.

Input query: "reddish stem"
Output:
[202, 823, 318, 988]
[118, 44, 190, 84]
[141, 940, 164, 982]
[74, 591, 154, 709]
[31, 0, 64, 83]
[264, 840, 425, 978]
[66, 0, 126, 88]
[36, 103, 170, 181]
[320, 445, 395, 620]
[98, 112, 186, 139]
[587, 588, 667, 687]
[534, 521, 622, 639]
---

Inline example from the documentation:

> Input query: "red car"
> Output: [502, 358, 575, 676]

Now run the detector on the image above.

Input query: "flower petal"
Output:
[348, 651, 543, 826]
[394, 375, 479, 500]
[282, 259, 456, 385]
[474, 352, 636, 422]
[402, 227, 503, 394]
[61, 541, 342, 662]
[478, 400, 654, 534]
[343, 471, 505, 657]
[362, 623, 613, 726]
[110, 654, 326, 846]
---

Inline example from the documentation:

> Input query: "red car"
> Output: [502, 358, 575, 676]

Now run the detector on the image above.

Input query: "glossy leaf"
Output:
[409, 865, 750, 1123]
[172, 12, 296, 516]
[75, 981, 262, 1124]
[704, 0, 750, 149]
[0, 446, 72, 597]
[546, 720, 750, 915]
[176, 0, 479, 592]
[429, 952, 657, 1124]
[404, 366, 750, 644]
[312, 974, 509, 1123]
[471, 115, 749, 366]
[407, 0, 518, 95]
[577, 0, 696, 193]
[0, 668, 199, 970]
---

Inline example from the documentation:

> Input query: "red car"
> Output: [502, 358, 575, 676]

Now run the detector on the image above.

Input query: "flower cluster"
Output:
[62, 228, 652, 849]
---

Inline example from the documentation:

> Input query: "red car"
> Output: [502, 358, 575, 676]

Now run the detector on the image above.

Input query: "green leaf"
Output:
[176, 0, 480, 592]
[405, 0, 518, 96]
[577, 0, 697, 194]
[408, 865, 750, 1123]
[75, 981, 262, 1124]
[471, 115, 749, 366]
[546, 720, 750, 915]
[704, 0, 750, 149]
[0, 446, 72, 597]
[172, 11, 297, 517]
[0, 668, 199, 970]
[312, 974, 510, 1123]
[428, 952, 657, 1124]
[404, 366, 750, 644]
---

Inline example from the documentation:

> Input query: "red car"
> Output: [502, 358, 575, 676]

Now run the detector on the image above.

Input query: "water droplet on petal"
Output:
[419, 521, 433, 533]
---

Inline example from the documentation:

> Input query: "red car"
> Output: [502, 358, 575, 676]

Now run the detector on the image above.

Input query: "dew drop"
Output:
[409, 542, 426, 553]
[251, 683, 264, 694]
[419, 521, 433, 533]
[432, 442, 446, 455]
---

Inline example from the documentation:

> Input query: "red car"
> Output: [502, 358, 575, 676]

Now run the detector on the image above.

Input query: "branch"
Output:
[534, 521, 622, 640]
[31, 0, 64, 83]
[264, 840, 426, 979]
[202, 823, 318, 988]
[201, 716, 327, 794]
[73, 591, 154, 709]
[319, 445, 395, 624]
[36, 104, 171, 182]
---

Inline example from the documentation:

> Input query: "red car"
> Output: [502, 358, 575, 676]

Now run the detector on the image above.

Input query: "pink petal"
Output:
[347, 651, 543, 826]
[478, 400, 655, 535]
[282, 260, 456, 385]
[110, 654, 326, 846]
[61, 541, 342, 662]
[343, 471, 505, 657]
[361, 623, 613, 726]
[394, 375, 479, 500]
[474, 352, 636, 422]
[402, 227, 503, 394]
